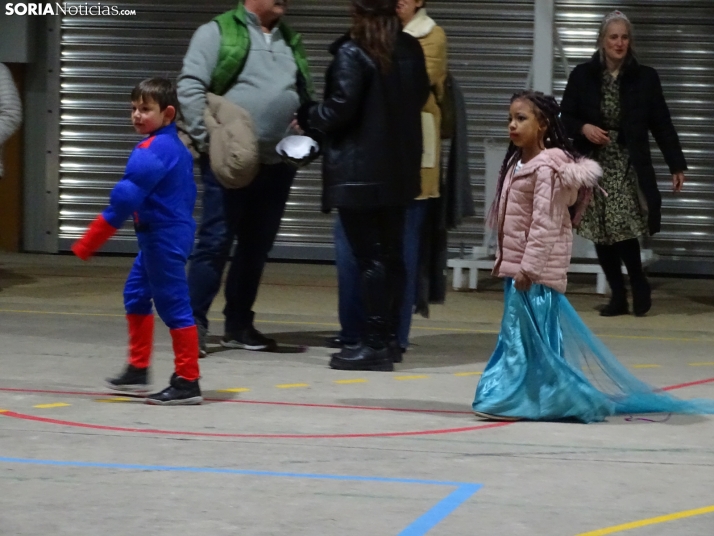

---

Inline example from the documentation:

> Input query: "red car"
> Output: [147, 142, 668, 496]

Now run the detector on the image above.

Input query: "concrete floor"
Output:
[0, 252, 713, 536]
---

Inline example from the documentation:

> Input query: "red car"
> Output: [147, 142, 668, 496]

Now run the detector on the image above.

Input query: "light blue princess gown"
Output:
[472, 278, 714, 423]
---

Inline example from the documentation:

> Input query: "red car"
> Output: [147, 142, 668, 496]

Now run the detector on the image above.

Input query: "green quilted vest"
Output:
[210, 3, 314, 102]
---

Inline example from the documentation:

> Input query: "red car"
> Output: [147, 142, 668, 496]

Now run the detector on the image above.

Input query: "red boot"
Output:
[106, 314, 153, 393]
[127, 314, 154, 369]
[170, 325, 200, 382]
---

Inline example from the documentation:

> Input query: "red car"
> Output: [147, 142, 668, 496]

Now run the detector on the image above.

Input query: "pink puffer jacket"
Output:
[492, 148, 602, 293]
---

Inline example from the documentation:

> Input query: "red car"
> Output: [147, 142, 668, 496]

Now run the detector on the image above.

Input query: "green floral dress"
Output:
[577, 72, 648, 245]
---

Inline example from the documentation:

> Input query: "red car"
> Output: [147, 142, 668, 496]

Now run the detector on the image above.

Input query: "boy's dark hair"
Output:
[488, 91, 581, 227]
[131, 77, 179, 112]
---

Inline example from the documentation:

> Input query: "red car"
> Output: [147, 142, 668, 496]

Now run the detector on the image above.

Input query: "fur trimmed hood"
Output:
[514, 148, 602, 190]
[403, 8, 436, 38]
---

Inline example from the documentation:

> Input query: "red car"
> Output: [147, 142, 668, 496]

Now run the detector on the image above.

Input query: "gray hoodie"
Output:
[177, 11, 300, 164]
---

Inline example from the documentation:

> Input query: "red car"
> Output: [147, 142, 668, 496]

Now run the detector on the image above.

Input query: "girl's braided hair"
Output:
[488, 91, 580, 227]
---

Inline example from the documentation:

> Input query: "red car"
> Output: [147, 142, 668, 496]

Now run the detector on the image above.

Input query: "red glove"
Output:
[71, 214, 118, 260]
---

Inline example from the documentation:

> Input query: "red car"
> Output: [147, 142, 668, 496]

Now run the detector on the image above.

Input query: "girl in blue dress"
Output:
[472, 91, 714, 423]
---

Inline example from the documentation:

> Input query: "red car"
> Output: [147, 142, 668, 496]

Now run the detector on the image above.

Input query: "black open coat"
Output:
[298, 32, 429, 211]
[560, 53, 687, 235]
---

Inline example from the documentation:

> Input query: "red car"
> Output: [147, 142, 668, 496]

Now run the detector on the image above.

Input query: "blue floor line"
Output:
[398, 485, 482, 536]
[0, 456, 482, 535]
[0, 456, 471, 487]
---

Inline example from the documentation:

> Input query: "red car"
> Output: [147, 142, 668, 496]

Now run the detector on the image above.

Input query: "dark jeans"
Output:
[187, 155, 295, 334]
[335, 200, 427, 348]
[338, 207, 406, 349]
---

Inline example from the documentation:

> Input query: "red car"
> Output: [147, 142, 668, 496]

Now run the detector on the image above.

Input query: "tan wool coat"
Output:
[404, 9, 447, 199]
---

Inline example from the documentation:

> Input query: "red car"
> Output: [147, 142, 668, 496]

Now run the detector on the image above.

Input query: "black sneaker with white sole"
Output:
[106, 364, 150, 394]
[221, 326, 276, 351]
[145, 373, 202, 406]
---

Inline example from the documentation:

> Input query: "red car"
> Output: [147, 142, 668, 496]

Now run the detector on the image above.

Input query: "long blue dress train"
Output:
[472, 279, 714, 423]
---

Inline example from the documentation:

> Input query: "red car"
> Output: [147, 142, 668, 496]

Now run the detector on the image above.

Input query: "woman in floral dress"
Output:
[561, 10, 687, 317]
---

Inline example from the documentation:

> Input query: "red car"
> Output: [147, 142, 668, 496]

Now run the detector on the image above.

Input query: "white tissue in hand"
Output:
[276, 135, 319, 159]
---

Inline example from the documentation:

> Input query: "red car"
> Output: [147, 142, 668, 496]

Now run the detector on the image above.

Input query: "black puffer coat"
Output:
[298, 32, 429, 211]
[560, 53, 687, 235]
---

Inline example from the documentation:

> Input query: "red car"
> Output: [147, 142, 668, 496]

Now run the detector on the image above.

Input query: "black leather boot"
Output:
[388, 338, 404, 363]
[631, 277, 652, 317]
[600, 290, 629, 317]
[329, 343, 393, 371]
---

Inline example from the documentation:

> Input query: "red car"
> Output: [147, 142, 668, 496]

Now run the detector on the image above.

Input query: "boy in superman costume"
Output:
[72, 78, 202, 405]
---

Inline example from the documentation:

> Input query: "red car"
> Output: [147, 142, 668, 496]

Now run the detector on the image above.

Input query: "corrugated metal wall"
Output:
[55, 1, 713, 262]
[55, 0, 534, 256]
[554, 0, 714, 260]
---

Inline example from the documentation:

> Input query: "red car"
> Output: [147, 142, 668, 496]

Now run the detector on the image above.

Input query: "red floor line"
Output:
[0, 411, 510, 439]
[662, 377, 714, 392]
[211, 399, 473, 414]
[2, 378, 712, 440]
[0, 387, 473, 415]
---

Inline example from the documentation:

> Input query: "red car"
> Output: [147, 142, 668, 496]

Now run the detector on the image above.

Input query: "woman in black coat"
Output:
[561, 10, 686, 317]
[298, 0, 429, 371]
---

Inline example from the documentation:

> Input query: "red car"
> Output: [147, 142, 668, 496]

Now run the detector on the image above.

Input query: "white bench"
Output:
[448, 246, 656, 294]
[454, 141, 657, 294]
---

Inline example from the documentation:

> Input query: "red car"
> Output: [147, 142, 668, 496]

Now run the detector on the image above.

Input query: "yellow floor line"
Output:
[333, 379, 368, 384]
[275, 383, 309, 389]
[33, 403, 70, 409]
[631, 364, 661, 369]
[576, 504, 714, 536]
[1, 308, 713, 344]
[600, 333, 706, 343]
[394, 375, 429, 381]
[689, 362, 714, 366]
[453, 372, 483, 377]
[0, 308, 122, 318]
[216, 388, 251, 393]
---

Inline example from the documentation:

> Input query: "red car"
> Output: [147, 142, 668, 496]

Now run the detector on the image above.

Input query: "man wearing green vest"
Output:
[178, 0, 313, 355]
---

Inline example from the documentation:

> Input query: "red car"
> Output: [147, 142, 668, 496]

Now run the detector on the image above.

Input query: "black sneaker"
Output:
[106, 365, 150, 394]
[324, 335, 344, 349]
[145, 373, 202, 406]
[329, 343, 393, 372]
[197, 323, 208, 358]
[388, 339, 404, 364]
[221, 326, 276, 351]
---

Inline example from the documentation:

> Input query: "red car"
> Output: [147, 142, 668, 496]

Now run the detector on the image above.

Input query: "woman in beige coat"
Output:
[396, 0, 448, 349]
[400, 1, 447, 198]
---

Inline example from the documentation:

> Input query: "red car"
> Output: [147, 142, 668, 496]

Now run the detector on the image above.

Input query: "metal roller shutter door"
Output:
[55, 0, 534, 257]
[56, 0, 343, 255]
[554, 0, 714, 261]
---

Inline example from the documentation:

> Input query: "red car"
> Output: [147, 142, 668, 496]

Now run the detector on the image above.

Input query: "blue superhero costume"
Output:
[73, 123, 200, 382]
